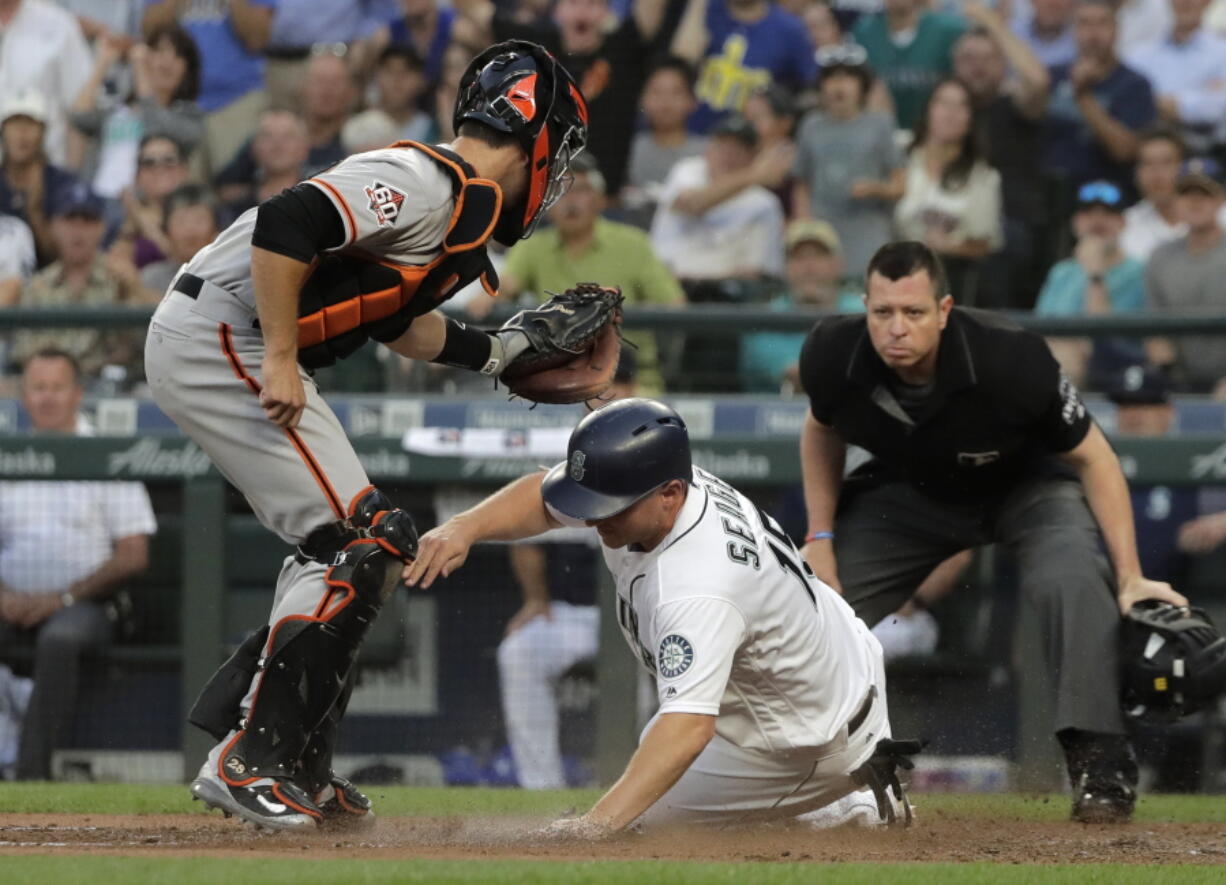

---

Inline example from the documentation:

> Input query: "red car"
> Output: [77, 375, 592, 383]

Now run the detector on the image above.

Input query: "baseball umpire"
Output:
[144, 42, 606, 831]
[407, 399, 920, 836]
[797, 241, 1187, 823]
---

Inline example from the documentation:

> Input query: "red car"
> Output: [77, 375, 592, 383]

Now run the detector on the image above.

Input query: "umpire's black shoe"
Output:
[315, 774, 376, 831]
[191, 772, 323, 831]
[1059, 729, 1138, 824]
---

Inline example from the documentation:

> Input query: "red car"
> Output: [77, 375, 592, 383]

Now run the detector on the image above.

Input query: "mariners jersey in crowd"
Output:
[561, 468, 877, 753]
[177, 146, 457, 311]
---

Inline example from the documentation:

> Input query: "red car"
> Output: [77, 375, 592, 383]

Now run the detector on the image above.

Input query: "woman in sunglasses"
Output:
[111, 135, 189, 271]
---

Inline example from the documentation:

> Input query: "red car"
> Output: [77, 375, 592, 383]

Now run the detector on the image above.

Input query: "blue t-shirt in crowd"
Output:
[691, 0, 817, 132]
[269, 0, 395, 49]
[387, 6, 455, 83]
[1034, 256, 1146, 315]
[149, 0, 277, 112]
[740, 292, 864, 392]
[1035, 255, 1148, 384]
[1044, 62, 1155, 197]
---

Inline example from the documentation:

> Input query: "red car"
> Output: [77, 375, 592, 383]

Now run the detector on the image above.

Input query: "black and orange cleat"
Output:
[192, 770, 323, 832]
[315, 774, 376, 831]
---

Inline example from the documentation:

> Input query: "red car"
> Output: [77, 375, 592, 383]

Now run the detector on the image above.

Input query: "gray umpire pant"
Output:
[834, 473, 1124, 736]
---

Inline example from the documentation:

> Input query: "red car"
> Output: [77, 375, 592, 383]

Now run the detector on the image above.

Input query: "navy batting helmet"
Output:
[1120, 601, 1226, 722]
[455, 41, 588, 243]
[542, 398, 692, 521]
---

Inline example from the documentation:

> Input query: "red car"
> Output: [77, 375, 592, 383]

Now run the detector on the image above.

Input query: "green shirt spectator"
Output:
[852, 2, 965, 130]
[502, 157, 685, 393]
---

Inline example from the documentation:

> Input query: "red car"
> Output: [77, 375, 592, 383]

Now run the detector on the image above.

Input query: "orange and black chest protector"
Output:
[287, 142, 502, 370]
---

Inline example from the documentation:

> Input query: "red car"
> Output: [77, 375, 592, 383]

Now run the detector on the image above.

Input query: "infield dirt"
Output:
[1, 812, 1224, 865]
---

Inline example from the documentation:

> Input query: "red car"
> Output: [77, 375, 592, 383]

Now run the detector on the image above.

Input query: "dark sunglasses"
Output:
[139, 154, 182, 169]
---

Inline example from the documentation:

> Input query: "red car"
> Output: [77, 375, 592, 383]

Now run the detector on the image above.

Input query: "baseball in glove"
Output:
[496, 283, 624, 405]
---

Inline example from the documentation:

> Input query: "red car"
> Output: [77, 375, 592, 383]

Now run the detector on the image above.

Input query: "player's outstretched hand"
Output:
[536, 815, 614, 842]
[1117, 574, 1188, 616]
[403, 519, 475, 589]
[259, 357, 307, 429]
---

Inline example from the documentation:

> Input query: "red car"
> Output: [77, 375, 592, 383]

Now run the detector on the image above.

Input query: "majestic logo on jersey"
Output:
[569, 450, 586, 481]
[658, 634, 695, 679]
[364, 181, 406, 228]
[1058, 371, 1086, 425]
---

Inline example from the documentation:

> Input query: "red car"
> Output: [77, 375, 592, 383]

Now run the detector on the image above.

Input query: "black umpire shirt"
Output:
[798, 307, 1093, 504]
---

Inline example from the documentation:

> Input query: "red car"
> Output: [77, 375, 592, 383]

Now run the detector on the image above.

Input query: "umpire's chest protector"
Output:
[296, 142, 502, 369]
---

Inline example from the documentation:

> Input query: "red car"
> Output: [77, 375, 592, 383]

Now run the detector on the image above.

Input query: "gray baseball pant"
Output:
[833, 474, 1124, 736]
[145, 291, 374, 748]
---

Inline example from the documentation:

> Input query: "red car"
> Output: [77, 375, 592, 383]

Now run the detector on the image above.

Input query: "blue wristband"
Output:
[806, 531, 835, 542]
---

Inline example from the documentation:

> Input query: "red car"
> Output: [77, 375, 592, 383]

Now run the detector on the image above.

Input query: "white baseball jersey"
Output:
[181, 145, 458, 311]
[552, 467, 877, 754]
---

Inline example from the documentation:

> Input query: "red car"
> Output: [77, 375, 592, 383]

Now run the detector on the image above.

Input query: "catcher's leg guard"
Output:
[189, 626, 269, 741]
[218, 489, 417, 786]
[298, 675, 355, 795]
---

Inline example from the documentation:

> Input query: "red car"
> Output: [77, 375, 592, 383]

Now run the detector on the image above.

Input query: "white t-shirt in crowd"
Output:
[0, 419, 156, 594]
[550, 467, 878, 754]
[0, 0, 92, 166]
[650, 156, 785, 281]
[894, 155, 1004, 252]
[0, 215, 36, 282]
[1121, 200, 1226, 262]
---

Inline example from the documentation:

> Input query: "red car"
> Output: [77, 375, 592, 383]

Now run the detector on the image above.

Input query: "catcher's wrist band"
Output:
[433, 317, 501, 375]
[805, 531, 835, 542]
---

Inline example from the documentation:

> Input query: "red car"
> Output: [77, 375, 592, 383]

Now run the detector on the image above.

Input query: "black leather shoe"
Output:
[1059, 729, 1138, 824]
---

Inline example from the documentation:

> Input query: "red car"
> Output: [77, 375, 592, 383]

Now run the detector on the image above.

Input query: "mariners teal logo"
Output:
[569, 450, 586, 481]
[658, 634, 694, 679]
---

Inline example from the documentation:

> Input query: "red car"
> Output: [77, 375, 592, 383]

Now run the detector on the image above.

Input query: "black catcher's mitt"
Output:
[499, 283, 624, 404]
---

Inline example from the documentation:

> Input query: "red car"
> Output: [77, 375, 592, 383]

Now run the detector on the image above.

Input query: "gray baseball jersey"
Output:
[183, 146, 458, 313]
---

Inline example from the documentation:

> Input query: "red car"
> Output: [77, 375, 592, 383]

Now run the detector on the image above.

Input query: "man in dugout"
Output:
[797, 240, 1187, 823]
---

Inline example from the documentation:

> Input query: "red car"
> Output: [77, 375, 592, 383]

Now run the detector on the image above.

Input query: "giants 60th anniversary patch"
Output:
[658, 634, 695, 679]
[364, 181, 406, 228]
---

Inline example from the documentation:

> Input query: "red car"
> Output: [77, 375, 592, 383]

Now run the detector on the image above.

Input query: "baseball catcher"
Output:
[145, 41, 613, 831]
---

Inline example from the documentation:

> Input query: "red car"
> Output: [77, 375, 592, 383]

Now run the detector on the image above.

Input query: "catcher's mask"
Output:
[1120, 601, 1226, 723]
[542, 398, 692, 522]
[454, 40, 589, 244]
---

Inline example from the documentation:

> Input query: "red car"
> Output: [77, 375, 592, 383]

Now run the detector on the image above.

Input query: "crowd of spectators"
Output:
[1, 0, 1225, 398]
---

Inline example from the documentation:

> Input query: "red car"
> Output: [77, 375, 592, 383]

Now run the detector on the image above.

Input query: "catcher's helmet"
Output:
[454, 41, 589, 243]
[1120, 601, 1226, 722]
[542, 398, 692, 521]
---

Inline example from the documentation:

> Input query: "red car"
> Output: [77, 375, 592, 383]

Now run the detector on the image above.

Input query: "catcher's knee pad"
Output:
[297, 487, 419, 566]
[189, 625, 269, 741]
